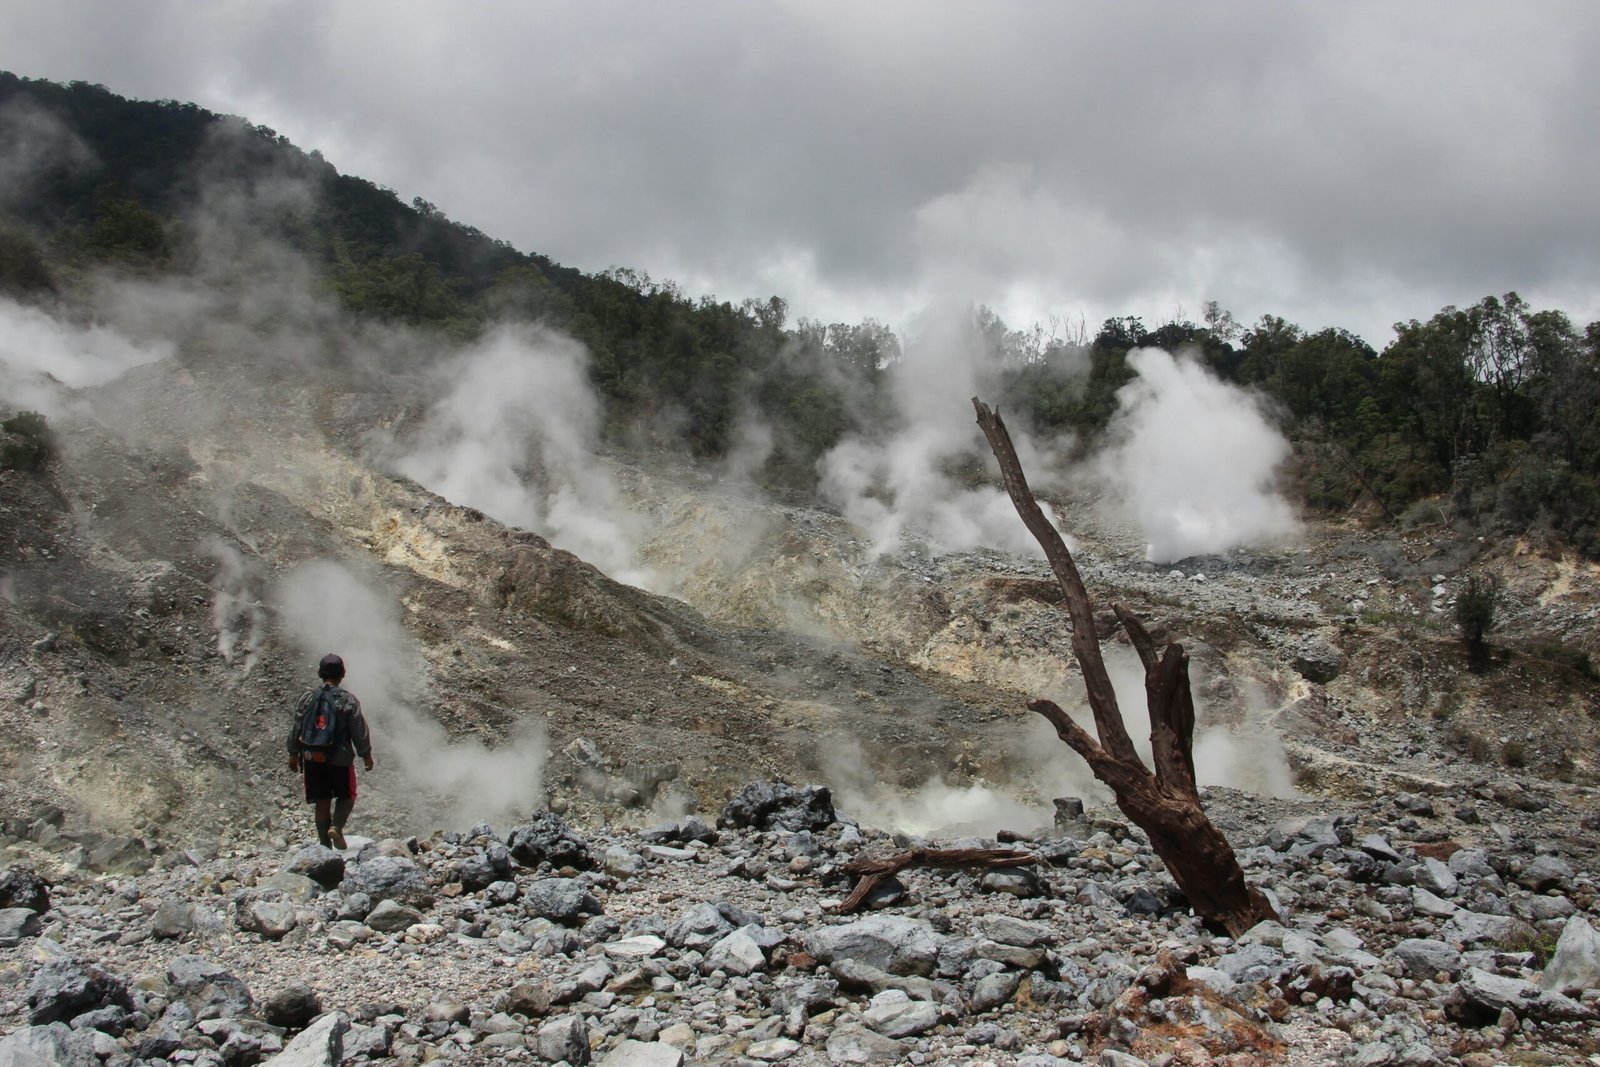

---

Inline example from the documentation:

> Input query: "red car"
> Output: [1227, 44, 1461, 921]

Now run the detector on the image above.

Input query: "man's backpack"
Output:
[296, 688, 344, 762]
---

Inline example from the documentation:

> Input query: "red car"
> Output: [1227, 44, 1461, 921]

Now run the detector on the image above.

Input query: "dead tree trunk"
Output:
[972, 397, 1273, 936]
[836, 847, 1037, 913]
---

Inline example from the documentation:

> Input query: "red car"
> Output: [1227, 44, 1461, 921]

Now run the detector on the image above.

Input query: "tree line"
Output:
[2, 72, 1597, 555]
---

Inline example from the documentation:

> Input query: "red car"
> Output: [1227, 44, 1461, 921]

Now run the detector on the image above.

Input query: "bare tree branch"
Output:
[972, 396, 1273, 936]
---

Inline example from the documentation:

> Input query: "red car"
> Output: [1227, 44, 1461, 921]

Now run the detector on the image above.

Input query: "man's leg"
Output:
[331, 797, 354, 848]
[313, 798, 333, 847]
[327, 764, 356, 849]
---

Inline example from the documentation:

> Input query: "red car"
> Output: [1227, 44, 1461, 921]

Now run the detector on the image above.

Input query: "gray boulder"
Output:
[1444, 968, 1591, 1024]
[718, 781, 836, 832]
[536, 1013, 590, 1064]
[284, 845, 345, 889]
[0, 1023, 99, 1067]
[1293, 634, 1344, 683]
[968, 970, 1022, 1012]
[665, 901, 754, 950]
[829, 957, 944, 1002]
[972, 915, 1054, 947]
[508, 813, 594, 870]
[1540, 915, 1600, 995]
[364, 899, 423, 933]
[1356, 834, 1402, 863]
[703, 927, 767, 976]
[1446, 848, 1497, 881]
[1443, 911, 1535, 948]
[1517, 854, 1574, 892]
[1386, 938, 1461, 978]
[236, 898, 299, 939]
[1213, 943, 1291, 986]
[84, 836, 152, 875]
[597, 1040, 685, 1067]
[26, 959, 131, 1026]
[860, 990, 940, 1038]
[641, 815, 718, 845]
[166, 955, 253, 1019]
[338, 856, 433, 908]
[980, 867, 1043, 897]
[262, 981, 322, 1029]
[1268, 816, 1341, 857]
[269, 1011, 349, 1067]
[0, 907, 41, 946]
[0, 867, 50, 912]
[151, 899, 225, 941]
[458, 844, 513, 890]
[805, 915, 945, 977]
[523, 877, 603, 925]
[260, 873, 325, 902]
[1416, 857, 1457, 896]
[825, 1025, 908, 1064]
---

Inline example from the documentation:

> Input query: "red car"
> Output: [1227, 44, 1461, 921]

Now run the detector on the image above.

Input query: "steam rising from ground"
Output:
[207, 538, 264, 676]
[0, 297, 171, 416]
[831, 645, 1294, 837]
[1096, 348, 1299, 562]
[818, 309, 1065, 559]
[274, 560, 547, 829]
[394, 325, 658, 588]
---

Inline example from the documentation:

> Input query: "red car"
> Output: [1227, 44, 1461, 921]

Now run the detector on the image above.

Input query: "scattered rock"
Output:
[718, 782, 836, 832]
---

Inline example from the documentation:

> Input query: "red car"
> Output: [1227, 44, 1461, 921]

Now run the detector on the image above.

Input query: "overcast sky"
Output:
[5, 2, 1598, 347]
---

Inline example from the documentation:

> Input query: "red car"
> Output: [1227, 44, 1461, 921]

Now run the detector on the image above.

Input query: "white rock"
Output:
[1541, 915, 1600, 995]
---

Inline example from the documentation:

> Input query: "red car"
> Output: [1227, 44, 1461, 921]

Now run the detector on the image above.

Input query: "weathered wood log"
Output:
[836, 847, 1037, 914]
[972, 397, 1273, 936]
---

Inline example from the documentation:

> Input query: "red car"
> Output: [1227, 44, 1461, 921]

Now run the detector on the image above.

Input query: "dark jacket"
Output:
[287, 684, 372, 767]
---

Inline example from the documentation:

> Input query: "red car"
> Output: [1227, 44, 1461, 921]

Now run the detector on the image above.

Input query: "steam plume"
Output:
[1095, 348, 1298, 562]
[274, 560, 547, 829]
[207, 538, 264, 676]
[394, 325, 658, 588]
[817, 308, 1065, 559]
[0, 297, 171, 416]
[831, 644, 1293, 837]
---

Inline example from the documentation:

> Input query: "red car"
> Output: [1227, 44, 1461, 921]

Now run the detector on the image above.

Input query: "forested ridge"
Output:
[4, 72, 1599, 555]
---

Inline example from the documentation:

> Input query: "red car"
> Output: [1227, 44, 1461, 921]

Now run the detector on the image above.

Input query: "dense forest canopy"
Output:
[3, 72, 1598, 555]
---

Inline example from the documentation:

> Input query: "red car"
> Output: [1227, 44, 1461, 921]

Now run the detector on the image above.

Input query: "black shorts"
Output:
[303, 760, 357, 802]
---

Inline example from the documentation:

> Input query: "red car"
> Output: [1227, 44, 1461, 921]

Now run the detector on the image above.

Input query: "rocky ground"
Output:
[2, 782, 1599, 1066]
[3, 346, 1600, 1063]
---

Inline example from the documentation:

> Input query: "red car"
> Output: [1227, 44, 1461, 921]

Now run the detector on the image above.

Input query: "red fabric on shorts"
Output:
[303, 760, 355, 802]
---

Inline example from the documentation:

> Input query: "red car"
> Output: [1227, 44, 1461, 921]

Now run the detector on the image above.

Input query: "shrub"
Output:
[1446, 724, 1493, 762]
[1501, 740, 1527, 768]
[1519, 638, 1597, 680]
[0, 410, 58, 472]
[1455, 574, 1500, 672]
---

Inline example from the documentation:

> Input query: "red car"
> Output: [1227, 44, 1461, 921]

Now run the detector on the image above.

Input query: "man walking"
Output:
[287, 653, 374, 849]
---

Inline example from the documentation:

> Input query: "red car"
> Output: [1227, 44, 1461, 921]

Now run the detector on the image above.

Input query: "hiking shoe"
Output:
[328, 826, 347, 850]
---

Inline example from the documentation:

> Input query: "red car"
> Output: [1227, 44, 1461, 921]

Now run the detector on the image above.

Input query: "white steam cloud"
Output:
[0, 297, 171, 416]
[274, 559, 547, 829]
[0, 97, 97, 206]
[833, 644, 1294, 838]
[395, 325, 657, 588]
[208, 538, 265, 676]
[818, 308, 1065, 559]
[1095, 348, 1299, 563]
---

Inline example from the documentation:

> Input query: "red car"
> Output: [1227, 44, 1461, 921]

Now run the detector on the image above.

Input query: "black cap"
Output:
[317, 653, 345, 680]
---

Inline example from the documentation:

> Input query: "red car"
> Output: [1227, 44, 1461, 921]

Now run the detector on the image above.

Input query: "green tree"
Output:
[1455, 574, 1499, 672]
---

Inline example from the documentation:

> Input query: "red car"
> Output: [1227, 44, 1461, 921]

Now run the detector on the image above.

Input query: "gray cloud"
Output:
[4, 1, 1598, 344]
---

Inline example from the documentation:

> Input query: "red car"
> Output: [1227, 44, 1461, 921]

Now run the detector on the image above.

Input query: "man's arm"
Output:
[347, 696, 374, 771]
[287, 691, 309, 771]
